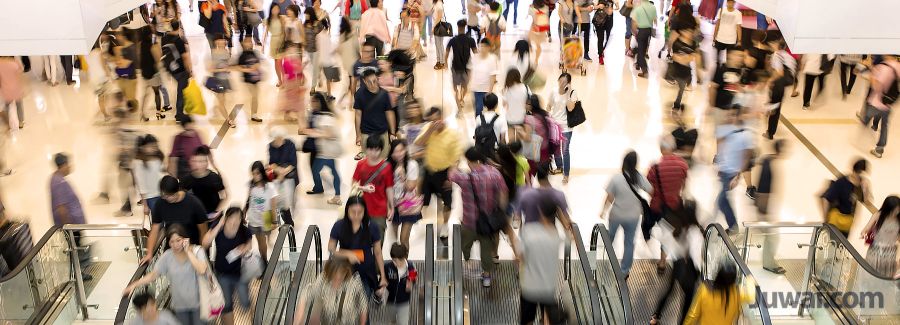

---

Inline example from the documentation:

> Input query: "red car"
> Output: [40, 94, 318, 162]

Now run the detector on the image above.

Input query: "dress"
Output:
[268, 18, 286, 57]
[866, 217, 899, 277]
[279, 54, 307, 115]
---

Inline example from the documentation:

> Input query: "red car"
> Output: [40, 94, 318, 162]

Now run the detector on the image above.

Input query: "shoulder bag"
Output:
[194, 246, 225, 320]
[469, 172, 508, 235]
[433, 16, 453, 37]
[623, 172, 651, 225]
[566, 89, 586, 127]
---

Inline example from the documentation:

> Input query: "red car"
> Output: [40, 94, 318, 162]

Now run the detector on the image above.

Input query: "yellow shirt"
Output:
[683, 283, 755, 325]
[416, 123, 462, 172]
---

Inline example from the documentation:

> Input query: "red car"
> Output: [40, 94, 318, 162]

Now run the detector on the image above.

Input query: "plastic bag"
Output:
[183, 79, 207, 116]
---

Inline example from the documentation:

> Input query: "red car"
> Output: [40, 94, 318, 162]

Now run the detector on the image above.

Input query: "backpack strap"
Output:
[488, 114, 499, 125]
[479, 114, 487, 125]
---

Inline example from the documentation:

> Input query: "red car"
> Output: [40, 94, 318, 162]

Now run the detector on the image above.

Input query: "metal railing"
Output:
[0, 225, 65, 324]
[253, 224, 298, 325]
[283, 225, 323, 325]
[114, 230, 165, 324]
[590, 223, 633, 325]
[563, 223, 604, 324]
[423, 224, 434, 325]
[451, 224, 464, 325]
[704, 223, 772, 325]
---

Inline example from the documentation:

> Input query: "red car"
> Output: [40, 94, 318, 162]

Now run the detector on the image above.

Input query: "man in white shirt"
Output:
[469, 39, 500, 117]
[713, 0, 741, 67]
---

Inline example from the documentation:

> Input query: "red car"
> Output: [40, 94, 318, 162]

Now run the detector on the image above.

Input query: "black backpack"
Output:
[474, 114, 500, 159]
[161, 42, 184, 74]
[819, 55, 836, 74]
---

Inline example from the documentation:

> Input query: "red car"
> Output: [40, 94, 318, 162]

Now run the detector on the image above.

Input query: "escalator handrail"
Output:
[590, 223, 633, 325]
[568, 223, 606, 325]
[423, 224, 434, 325]
[451, 224, 464, 325]
[813, 223, 898, 281]
[283, 225, 323, 325]
[703, 223, 772, 325]
[0, 225, 62, 283]
[252, 224, 296, 325]
[114, 229, 166, 325]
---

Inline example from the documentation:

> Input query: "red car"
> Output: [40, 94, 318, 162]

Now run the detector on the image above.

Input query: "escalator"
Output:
[449, 223, 603, 324]
[589, 223, 772, 325]
[115, 224, 297, 325]
[742, 222, 900, 325]
[288, 224, 437, 325]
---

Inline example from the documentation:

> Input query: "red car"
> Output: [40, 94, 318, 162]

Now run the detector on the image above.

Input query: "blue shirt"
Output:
[715, 125, 753, 174]
[50, 173, 85, 225]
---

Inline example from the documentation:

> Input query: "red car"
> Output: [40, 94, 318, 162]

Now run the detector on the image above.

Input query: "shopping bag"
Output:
[194, 247, 225, 320]
[240, 250, 264, 282]
[183, 79, 207, 116]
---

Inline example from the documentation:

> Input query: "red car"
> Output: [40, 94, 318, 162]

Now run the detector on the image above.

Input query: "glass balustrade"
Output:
[0, 226, 70, 324]
[590, 224, 631, 325]
[704, 224, 771, 325]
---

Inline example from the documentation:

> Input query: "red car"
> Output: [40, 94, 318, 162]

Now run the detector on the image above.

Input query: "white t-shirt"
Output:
[503, 84, 528, 124]
[547, 88, 578, 132]
[714, 8, 742, 45]
[247, 183, 279, 227]
[475, 111, 508, 141]
[469, 54, 499, 92]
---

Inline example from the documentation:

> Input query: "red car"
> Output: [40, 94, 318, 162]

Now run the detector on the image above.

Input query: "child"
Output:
[383, 243, 416, 325]
[128, 292, 178, 325]
[247, 161, 279, 261]
[508, 140, 530, 228]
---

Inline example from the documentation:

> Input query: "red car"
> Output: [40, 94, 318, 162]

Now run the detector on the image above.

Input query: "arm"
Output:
[141, 224, 162, 264]
[386, 107, 397, 135]
[184, 245, 209, 274]
[167, 157, 178, 176]
[328, 238, 361, 263]
[861, 212, 879, 239]
[355, 109, 362, 144]
[413, 123, 434, 146]
[123, 270, 160, 295]
[202, 219, 224, 248]
[374, 241, 387, 288]
[600, 191, 614, 218]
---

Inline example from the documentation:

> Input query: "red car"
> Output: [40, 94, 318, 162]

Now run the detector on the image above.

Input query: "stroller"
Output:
[561, 34, 586, 76]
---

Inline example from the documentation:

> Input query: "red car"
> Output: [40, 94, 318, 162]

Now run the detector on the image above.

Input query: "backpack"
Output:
[486, 16, 502, 39]
[592, 8, 609, 29]
[474, 114, 500, 159]
[161, 42, 183, 74]
[819, 54, 836, 74]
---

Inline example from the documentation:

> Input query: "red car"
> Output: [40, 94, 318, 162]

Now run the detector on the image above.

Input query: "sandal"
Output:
[764, 266, 787, 274]
[327, 197, 342, 205]
[649, 314, 660, 325]
[354, 152, 365, 160]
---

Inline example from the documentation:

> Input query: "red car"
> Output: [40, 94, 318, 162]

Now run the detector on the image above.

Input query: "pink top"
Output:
[867, 60, 900, 110]
[282, 55, 304, 81]
[0, 60, 24, 101]
[359, 8, 391, 43]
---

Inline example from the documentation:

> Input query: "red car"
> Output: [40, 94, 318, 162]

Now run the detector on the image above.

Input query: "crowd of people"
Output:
[0, 0, 898, 324]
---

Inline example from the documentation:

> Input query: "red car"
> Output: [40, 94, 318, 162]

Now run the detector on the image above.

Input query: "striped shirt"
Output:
[647, 154, 689, 213]
[299, 274, 368, 324]
[449, 165, 508, 229]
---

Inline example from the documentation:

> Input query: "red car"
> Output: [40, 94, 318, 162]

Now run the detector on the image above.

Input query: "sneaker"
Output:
[802, 104, 810, 110]
[584, 56, 593, 62]
[250, 115, 263, 123]
[18, 121, 24, 129]
[726, 226, 739, 236]
[481, 274, 492, 287]
[746, 186, 757, 200]
[306, 190, 324, 195]
[550, 168, 563, 175]
[870, 149, 883, 158]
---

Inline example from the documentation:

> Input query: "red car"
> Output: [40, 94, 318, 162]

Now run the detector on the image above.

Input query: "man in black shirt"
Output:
[160, 21, 193, 120]
[755, 139, 786, 274]
[236, 37, 263, 122]
[444, 19, 477, 116]
[353, 69, 395, 160]
[180, 146, 228, 217]
[141, 176, 208, 264]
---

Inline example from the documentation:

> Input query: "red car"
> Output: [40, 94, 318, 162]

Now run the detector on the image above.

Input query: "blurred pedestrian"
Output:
[132, 135, 166, 221]
[304, 93, 343, 205]
[415, 107, 463, 240]
[648, 201, 702, 325]
[0, 56, 25, 129]
[141, 176, 209, 265]
[683, 264, 756, 324]
[247, 161, 279, 260]
[294, 257, 369, 324]
[328, 197, 387, 297]
[127, 292, 179, 325]
[600, 151, 652, 278]
[181, 146, 229, 218]
[518, 196, 566, 324]
[202, 207, 255, 324]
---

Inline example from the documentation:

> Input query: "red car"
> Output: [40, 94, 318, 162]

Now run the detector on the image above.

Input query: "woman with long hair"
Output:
[649, 201, 703, 324]
[239, 0, 263, 45]
[600, 151, 652, 278]
[515, 94, 553, 175]
[502, 68, 528, 140]
[138, 33, 170, 120]
[511, 40, 531, 79]
[294, 257, 369, 324]
[683, 263, 756, 324]
[264, 3, 286, 86]
[328, 196, 388, 297]
[123, 225, 208, 325]
[387, 139, 422, 249]
[247, 161, 279, 260]
[303, 8, 326, 95]
[303, 92, 343, 205]
[861, 195, 900, 277]
[131, 135, 166, 219]
[668, 27, 702, 115]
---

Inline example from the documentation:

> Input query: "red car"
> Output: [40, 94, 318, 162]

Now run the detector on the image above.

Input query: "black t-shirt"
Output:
[181, 172, 225, 214]
[821, 176, 861, 215]
[150, 193, 209, 245]
[446, 34, 477, 72]
[213, 225, 253, 276]
[330, 218, 381, 287]
[161, 34, 187, 75]
[712, 66, 743, 109]
[237, 50, 262, 83]
[353, 88, 392, 134]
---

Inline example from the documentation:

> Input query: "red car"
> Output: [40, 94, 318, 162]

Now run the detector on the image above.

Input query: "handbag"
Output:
[521, 132, 543, 162]
[566, 90, 586, 128]
[183, 79, 207, 116]
[827, 208, 854, 234]
[468, 173, 508, 236]
[194, 246, 225, 320]
[204, 76, 225, 93]
[398, 189, 424, 216]
[523, 67, 547, 90]
[619, 3, 632, 17]
[240, 250, 264, 282]
[433, 20, 453, 37]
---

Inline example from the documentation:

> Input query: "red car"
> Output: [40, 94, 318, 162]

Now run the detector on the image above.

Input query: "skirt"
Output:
[270, 35, 286, 57]
[392, 212, 423, 225]
[866, 244, 898, 277]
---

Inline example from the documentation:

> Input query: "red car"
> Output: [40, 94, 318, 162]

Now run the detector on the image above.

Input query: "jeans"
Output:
[503, 0, 519, 24]
[473, 91, 487, 117]
[608, 215, 638, 275]
[840, 62, 858, 95]
[579, 23, 591, 58]
[717, 171, 738, 229]
[861, 104, 890, 153]
[217, 273, 251, 313]
[174, 72, 190, 119]
[3, 100, 23, 124]
[435, 37, 447, 64]
[174, 309, 203, 325]
[422, 16, 433, 41]
[636, 28, 652, 73]
[552, 132, 573, 176]
[311, 158, 342, 195]
[802, 73, 826, 106]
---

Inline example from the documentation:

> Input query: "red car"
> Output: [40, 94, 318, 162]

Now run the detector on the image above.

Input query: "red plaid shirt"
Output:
[449, 165, 508, 229]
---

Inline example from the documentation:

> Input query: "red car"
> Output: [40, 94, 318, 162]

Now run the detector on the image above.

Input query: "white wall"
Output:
[0, 0, 146, 55]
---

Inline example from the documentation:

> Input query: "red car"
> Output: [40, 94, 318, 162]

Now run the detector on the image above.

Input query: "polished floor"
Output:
[1, 0, 896, 319]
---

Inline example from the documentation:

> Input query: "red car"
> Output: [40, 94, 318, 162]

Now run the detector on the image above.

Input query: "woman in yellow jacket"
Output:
[683, 263, 757, 325]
